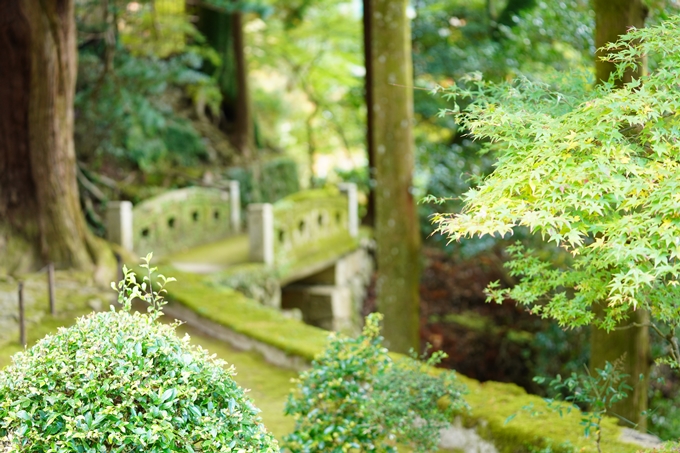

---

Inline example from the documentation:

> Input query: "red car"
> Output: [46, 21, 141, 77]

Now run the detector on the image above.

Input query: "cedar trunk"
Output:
[231, 10, 253, 159]
[371, 0, 421, 353]
[0, 0, 100, 273]
[362, 0, 375, 227]
[195, 4, 253, 159]
[591, 0, 649, 431]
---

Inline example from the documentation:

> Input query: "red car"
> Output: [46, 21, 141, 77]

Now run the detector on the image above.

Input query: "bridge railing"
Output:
[106, 182, 241, 257]
[248, 183, 359, 267]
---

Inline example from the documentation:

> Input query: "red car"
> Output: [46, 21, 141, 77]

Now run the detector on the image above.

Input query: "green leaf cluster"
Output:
[0, 257, 278, 452]
[510, 360, 632, 453]
[75, 1, 222, 171]
[413, 0, 596, 256]
[433, 17, 680, 368]
[283, 313, 468, 452]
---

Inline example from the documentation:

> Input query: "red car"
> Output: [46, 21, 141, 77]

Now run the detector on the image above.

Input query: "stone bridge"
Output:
[106, 182, 372, 333]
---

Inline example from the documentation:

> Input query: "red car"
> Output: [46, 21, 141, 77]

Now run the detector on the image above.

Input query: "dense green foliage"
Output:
[0, 259, 277, 452]
[414, 0, 678, 250]
[412, 0, 593, 252]
[434, 18, 680, 370]
[283, 313, 467, 452]
[75, 1, 224, 171]
[76, 50, 213, 170]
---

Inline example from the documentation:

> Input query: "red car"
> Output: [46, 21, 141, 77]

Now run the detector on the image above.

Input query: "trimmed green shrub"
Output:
[0, 257, 278, 452]
[283, 313, 468, 453]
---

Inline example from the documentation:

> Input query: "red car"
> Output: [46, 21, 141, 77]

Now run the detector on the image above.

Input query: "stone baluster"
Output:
[248, 203, 274, 265]
[229, 180, 241, 233]
[338, 183, 359, 238]
[106, 201, 134, 251]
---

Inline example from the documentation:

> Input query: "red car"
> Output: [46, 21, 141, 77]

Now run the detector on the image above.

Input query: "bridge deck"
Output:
[159, 227, 367, 286]
[163, 234, 250, 274]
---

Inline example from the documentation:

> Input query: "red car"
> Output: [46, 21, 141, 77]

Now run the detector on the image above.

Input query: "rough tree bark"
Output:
[0, 0, 109, 275]
[231, 10, 253, 160]
[362, 0, 375, 227]
[594, 0, 648, 85]
[371, 0, 421, 353]
[591, 0, 650, 431]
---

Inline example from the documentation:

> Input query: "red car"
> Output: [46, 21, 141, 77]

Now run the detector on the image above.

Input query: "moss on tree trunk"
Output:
[371, 0, 421, 354]
[362, 0, 376, 227]
[591, 0, 649, 431]
[0, 0, 111, 276]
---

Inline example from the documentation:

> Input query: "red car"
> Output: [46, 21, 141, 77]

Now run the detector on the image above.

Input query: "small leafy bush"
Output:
[0, 256, 278, 452]
[216, 265, 280, 307]
[509, 359, 632, 453]
[283, 313, 467, 453]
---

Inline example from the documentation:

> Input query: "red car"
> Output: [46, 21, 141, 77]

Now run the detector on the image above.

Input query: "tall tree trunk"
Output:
[195, 4, 253, 160]
[591, 0, 649, 431]
[363, 0, 375, 227]
[371, 0, 421, 353]
[231, 9, 253, 160]
[594, 0, 647, 86]
[0, 0, 108, 274]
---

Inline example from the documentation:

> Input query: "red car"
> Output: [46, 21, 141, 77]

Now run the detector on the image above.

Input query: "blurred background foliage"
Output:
[247, 0, 365, 186]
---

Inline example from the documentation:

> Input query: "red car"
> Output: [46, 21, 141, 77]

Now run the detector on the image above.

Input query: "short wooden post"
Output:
[112, 252, 123, 305]
[18, 282, 26, 347]
[115, 252, 123, 283]
[47, 263, 56, 315]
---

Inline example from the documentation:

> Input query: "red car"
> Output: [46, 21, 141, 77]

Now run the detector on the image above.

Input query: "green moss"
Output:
[432, 310, 535, 344]
[414, 369, 639, 453]
[218, 262, 270, 278]
[156, 265, 329, 360]
[0, 226, 40, 276]
[438, 312, 488, 331]
[277, 236, 360, 283]
[163, 234, 250, 267]
[275, 187, 340, 204]
[0, 270, 110, 346]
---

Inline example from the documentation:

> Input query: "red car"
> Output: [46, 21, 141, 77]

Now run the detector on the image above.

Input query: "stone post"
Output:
[229, 180, 241, 233]
[106, 201, 134, 251]
[248, 203, 274, 265]
[339, 182, 359, 237]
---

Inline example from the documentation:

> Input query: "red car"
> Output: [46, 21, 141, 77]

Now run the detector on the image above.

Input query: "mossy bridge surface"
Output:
[0, 184, 658, 452]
